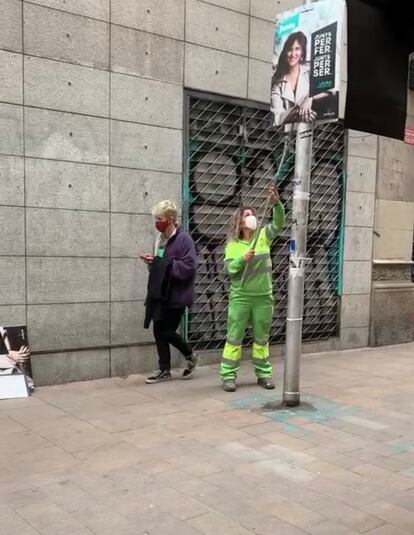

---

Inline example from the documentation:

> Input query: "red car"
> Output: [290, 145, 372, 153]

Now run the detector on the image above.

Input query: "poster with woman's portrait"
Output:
[271, 0, 346, 128]
[0, 326, 33, 399]
[0, 326, 32, 377]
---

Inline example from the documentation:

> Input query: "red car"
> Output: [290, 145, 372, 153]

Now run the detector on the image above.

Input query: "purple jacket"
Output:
[162, 228, 197, 308]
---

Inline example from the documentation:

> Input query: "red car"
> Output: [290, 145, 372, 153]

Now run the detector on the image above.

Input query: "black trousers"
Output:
[153, 308, 192, 371]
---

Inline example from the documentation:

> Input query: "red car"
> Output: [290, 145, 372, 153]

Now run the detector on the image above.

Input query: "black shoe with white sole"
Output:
[145, 370, 172, 384]
[181, 352, 199, 379]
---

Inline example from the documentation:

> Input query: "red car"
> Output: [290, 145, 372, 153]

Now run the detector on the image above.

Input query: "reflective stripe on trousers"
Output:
[220, 294, 274, 380]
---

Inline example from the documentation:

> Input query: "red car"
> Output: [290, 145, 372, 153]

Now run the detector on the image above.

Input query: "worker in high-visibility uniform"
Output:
[220, 185, 285, 392]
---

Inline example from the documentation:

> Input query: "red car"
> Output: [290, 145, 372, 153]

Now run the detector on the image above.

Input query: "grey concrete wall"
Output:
[339, 131, 377, 349]
[0, 0, 187, 384]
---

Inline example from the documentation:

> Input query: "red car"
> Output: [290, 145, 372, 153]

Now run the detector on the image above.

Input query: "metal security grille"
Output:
[184, 92, 345, 351]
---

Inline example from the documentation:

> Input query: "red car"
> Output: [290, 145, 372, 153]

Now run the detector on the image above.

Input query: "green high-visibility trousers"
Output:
[220, 294, 273, 380]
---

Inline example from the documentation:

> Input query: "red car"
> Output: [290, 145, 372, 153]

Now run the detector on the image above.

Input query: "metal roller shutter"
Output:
[184, 92, 345, 351]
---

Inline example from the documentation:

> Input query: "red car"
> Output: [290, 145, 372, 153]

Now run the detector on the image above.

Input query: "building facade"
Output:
[0, 0, 413, 385]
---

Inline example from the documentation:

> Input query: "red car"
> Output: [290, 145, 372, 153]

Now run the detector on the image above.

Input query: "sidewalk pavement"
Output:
[2, 343, 414, 535]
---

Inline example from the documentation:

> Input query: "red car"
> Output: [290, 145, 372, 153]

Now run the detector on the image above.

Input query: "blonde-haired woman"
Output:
[140, 200, 198, 383]
[220, 186, 285, 392]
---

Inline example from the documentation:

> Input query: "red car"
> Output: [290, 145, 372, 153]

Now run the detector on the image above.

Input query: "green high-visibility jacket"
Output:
[224, 202, 285, 297]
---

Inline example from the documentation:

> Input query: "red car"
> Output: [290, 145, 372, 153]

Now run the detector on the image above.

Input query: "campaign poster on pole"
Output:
[271, 0, 346, 128]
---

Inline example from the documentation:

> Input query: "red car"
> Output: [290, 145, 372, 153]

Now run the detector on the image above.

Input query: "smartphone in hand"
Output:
[139, 253, 154, 265]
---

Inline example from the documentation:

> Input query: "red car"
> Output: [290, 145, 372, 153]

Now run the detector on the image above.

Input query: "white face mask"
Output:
[244, 214, 258, 231]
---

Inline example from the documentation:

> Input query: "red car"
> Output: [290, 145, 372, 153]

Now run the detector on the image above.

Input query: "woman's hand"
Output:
[139, 253, 154, 265]
[268, 185, 280, 205]
[243, 249, 255, 263]
[298, 96, 316, 122]
[9, 346, 30, 363]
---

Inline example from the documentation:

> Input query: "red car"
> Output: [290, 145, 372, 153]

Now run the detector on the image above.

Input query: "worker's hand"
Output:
[268, 185, 280, 205]
[243, 249, 255, 263]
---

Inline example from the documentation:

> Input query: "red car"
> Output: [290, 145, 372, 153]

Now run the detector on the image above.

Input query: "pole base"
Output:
[282, 392, 300, 407]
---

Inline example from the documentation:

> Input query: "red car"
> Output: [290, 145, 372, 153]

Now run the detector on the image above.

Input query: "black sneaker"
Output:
[145, 370, 172, 384]
[222, 379, 237, 392]
[257, 377, 275, 390]
[181, 352, 199, 380]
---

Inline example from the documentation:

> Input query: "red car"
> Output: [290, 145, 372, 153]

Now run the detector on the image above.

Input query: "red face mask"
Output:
[155, 220, 169, 233]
